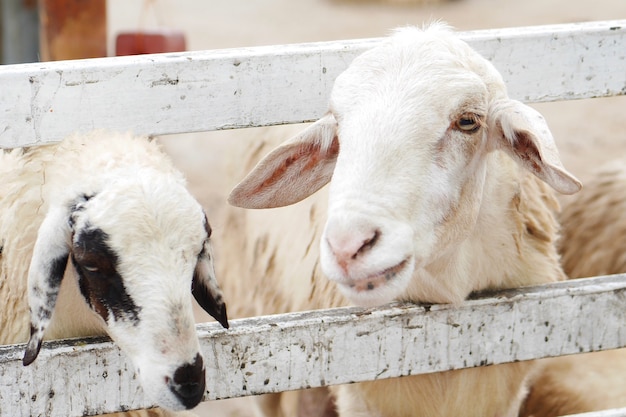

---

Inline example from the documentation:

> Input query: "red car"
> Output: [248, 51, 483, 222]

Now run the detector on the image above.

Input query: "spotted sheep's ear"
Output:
[23, 205, 71, 366]
[192, 216, 229, 329]
[488, 99, 582, 195]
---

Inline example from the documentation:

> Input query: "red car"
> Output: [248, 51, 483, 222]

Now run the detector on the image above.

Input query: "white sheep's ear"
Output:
[23, 205, 71, 366]
[192, 218, 229, 329]
[228, 113, 339, 209]
[489, 99, 582, 195]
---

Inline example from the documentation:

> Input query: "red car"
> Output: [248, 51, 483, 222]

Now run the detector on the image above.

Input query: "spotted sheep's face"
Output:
[228, 24, 581, 307]
[24, 176, 229, 411]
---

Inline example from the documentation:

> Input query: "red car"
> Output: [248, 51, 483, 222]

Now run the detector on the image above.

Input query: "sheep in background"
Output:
[0, 131, 229, 416]
[558, 160, 626, 278]
[219, 23, 581, 417]
[520, 160, 626, 417]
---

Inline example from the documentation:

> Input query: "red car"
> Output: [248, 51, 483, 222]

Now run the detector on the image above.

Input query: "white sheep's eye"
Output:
[456, 114, 482, 133]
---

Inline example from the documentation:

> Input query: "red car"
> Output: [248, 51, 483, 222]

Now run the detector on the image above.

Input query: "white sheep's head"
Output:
[23, 172, 229, 411]
[229, 23, 581, 307]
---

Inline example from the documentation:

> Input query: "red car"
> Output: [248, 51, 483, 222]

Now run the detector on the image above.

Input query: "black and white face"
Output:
[71, 224, 142, 325]
[24, 177, 229, 411]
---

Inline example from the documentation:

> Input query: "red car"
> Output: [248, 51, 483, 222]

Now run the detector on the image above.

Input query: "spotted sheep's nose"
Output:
[167, 353, 206, 409]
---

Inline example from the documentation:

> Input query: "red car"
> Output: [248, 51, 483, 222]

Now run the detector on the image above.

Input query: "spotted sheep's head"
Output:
[23, 173, 229, 411]
[229, 23, 582, 306]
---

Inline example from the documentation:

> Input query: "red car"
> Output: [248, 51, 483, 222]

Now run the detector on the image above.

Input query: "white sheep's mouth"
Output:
[343, 259, 410, 293]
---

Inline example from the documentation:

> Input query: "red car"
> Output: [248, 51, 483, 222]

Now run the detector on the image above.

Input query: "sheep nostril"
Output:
[327, 227, 381, 265]
[173, 380, 204, 400]
[359, 230, 380, 255]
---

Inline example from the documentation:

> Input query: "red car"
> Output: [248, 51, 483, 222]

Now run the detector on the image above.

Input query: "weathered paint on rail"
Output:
[0, 20, 624, 148]
[1, 275, 626, 416]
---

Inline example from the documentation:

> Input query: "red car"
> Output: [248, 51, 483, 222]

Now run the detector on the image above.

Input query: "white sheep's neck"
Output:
[403, 150, 566, 305]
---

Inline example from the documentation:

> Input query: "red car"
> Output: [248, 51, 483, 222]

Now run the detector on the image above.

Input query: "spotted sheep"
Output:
[220, 23, 582, 417]
[0, 131, 229, 416]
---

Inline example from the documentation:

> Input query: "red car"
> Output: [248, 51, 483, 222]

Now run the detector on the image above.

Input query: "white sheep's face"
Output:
[319, 40, 495, 306]
[24, 174, 229, 411]
[228, 24, 581, 307]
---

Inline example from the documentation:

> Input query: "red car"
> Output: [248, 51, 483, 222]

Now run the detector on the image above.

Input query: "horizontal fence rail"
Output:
[0, 20, 623, 148]
[1, 275, 626, 416]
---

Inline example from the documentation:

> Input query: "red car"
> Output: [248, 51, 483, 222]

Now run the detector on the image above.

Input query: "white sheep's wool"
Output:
[225, 22, 580, 417]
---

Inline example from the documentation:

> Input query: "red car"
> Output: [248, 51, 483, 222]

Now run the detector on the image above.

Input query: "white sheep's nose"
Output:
[325, 219, 380, 271]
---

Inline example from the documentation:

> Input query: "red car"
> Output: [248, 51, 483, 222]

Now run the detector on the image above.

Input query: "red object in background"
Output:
[115, 30, 186, 56]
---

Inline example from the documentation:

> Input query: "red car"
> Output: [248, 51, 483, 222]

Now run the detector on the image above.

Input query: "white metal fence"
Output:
[0, 19, 625, 417]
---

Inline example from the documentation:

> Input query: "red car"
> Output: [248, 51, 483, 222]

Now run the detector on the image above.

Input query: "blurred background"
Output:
[1, 1, 625, 415]
[2, 0, 625, 65]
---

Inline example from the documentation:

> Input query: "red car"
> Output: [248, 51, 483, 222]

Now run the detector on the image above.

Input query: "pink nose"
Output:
[325, 225, 380, 270]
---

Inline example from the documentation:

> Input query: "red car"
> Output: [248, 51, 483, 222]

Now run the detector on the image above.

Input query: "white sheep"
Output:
[0, 131, 229, 416]
[219, 23, 582, 417]
[520, 160, 626, 417]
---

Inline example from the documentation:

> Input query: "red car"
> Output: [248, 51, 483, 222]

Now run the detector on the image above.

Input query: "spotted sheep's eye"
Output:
[83, 264, 99, 273]
[456, 113, 482, 133]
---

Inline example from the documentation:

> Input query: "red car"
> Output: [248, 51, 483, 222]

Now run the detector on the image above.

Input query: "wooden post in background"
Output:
[38, 0, 106, 61]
